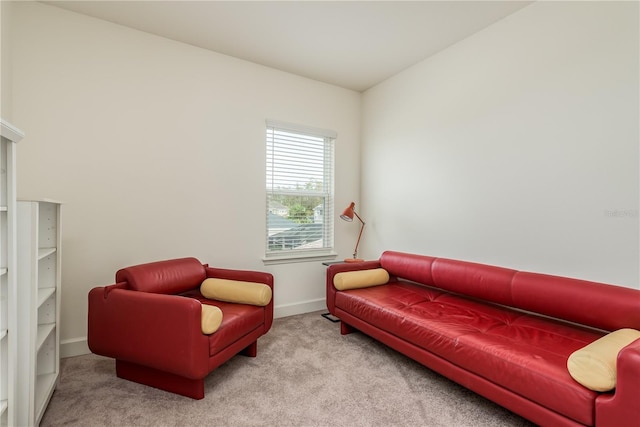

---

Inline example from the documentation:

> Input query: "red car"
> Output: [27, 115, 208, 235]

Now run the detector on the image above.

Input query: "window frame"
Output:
[263, 119, 338, 264]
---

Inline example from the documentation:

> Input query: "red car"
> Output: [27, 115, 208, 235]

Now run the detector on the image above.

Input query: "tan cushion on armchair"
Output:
[201, 304, 223, 335]
[201, 278, 272, 306]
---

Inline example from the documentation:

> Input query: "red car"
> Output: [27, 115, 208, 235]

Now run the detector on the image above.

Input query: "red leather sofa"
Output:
[326, 251, 640, 427]
[88, 257, 274, 399]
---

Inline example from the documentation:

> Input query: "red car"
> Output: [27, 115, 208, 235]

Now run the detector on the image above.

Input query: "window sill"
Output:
[262, 251, 338, 265]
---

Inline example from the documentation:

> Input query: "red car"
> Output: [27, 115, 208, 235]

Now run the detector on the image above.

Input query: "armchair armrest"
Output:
[325, 261, 381, 314]
[204, 266, 275, 333]
[596, 338, 640, 427]
[88, 285, 210, 379]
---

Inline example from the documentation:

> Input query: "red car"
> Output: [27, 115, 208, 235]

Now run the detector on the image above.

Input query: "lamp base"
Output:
[344, 258, 364, 263]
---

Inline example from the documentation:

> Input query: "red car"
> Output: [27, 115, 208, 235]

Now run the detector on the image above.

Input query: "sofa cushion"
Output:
[207, 301, 264, 356]
[333, 268, 389, 290]
[380, 251, 640, 333]
[567, 328, 640, 391]
[334, 280, 603, 426]
[201, 278, 272, 306]
[511, 272, 640, 332]
[201, 304, 223, 335]
[180, 289, 265, 356]
[431, 258, 516, 307]
[116, 257, 206, 294]
[380, 251, 435, 285]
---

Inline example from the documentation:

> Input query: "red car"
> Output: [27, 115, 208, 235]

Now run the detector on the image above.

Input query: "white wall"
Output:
[10, 2, 361, 356]
[361, 1, 639, 288]
[11, 1, 639, 359]
[1, 1, 13, 120]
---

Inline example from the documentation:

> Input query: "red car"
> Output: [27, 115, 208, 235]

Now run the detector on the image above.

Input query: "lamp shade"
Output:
[340, 202, 356, 222]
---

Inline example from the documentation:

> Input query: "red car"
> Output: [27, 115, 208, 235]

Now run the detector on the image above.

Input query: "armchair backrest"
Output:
[116, 257, 207, 294]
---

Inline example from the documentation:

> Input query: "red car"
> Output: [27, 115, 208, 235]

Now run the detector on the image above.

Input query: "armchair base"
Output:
[115, 339, 261, 399]
[241, 341, 258, 358]
[116, 360, 206, 400]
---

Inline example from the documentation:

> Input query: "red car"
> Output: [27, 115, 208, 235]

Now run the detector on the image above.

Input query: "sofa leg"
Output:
[241, 340, 258, 357]
[116, 360, 205, 400]
[340, 321, 355, 335]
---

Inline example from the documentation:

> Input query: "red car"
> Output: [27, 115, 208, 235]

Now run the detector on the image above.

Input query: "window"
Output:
[265, 120, 336, 262]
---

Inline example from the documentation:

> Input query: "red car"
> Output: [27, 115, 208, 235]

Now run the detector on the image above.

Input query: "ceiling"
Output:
[44, 1, 533, 92]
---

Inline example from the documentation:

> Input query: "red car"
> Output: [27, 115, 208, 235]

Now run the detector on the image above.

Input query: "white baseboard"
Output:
[60, 299, 328, 359]
[274, 298, 326, 319]
[61, 337, 91, 358]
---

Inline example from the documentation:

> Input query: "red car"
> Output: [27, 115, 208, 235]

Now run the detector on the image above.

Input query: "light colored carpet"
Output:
[41, 311, 535, 426]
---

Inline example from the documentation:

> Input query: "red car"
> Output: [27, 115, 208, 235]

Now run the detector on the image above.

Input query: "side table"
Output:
[321, 261, 342, 322]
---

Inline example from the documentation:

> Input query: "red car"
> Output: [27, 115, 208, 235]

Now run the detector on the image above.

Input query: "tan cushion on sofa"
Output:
[333, 268, 390, 291]
[201, 304, 223, 335]
[567, 328, 640, 391]
[201, 278, 272, 306]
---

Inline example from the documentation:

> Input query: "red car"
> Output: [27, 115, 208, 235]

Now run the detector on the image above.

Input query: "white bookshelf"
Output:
[17, 200, 62, 427]
[0, 119, 23, 427]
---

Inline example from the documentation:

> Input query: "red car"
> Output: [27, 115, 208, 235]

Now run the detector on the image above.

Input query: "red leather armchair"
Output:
[88, 257, 274, 399]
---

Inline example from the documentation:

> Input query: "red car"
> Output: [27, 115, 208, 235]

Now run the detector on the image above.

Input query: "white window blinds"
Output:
[266, 120, 335, 259]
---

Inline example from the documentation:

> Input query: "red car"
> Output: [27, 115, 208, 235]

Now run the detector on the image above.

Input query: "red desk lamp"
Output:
[340, 202, 365, 262]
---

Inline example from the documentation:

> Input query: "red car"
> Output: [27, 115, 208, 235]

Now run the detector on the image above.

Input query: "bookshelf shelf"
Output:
[17, 200, 62, 426]
[0, 119, 22, 427]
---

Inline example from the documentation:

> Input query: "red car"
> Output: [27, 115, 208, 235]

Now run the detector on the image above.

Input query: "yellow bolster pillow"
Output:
[567, 328, 640, 391]
[333, 268, 390, 291]
[201, 304, 223, 335]
[201, 278, 272, 306]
